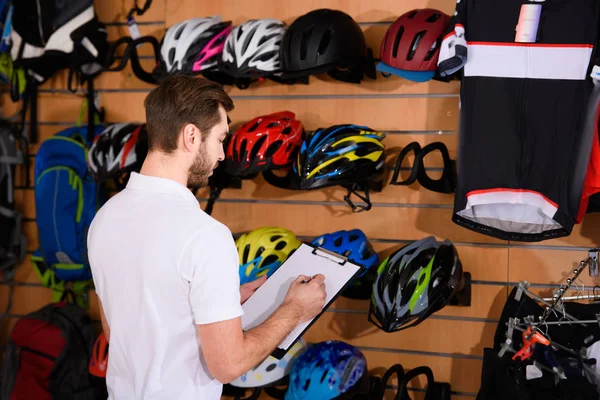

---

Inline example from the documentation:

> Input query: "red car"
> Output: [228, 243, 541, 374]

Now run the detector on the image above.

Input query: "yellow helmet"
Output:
[235, 226, 301, 284]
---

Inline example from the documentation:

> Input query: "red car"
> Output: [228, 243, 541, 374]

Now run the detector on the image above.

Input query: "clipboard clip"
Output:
[312, 246, 348, 266]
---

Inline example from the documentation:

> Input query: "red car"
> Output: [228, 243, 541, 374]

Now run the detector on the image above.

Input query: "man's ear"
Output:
[181, 123, 197, 153]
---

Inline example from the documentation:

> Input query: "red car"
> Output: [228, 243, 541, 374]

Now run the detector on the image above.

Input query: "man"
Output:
[87, 75, 327, 399]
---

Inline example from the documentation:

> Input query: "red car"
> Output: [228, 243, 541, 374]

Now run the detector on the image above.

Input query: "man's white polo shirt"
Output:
[87, 172, 243, 399]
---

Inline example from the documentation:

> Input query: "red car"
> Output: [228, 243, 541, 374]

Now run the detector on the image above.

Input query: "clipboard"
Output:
[240, 242, 365, 359]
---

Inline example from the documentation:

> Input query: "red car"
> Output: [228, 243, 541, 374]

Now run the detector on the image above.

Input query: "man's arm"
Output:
[197, 274, 326, 383]
[98, 298, 111, 342]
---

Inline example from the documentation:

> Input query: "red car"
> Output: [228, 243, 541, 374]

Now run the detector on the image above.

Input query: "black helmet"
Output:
[280, 9, 373, 83]
[369, 236, 465, 332]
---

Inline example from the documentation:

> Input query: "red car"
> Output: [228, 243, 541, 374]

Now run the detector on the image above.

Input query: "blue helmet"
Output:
[311, 229, 379, 299]
[285, 340, 369, 400]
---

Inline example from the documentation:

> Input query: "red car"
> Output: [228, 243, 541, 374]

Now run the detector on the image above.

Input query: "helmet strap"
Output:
[343, 182, 372, 212]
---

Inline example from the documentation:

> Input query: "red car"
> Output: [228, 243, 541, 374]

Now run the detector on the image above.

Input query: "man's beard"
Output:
[187, 147, 217, 188]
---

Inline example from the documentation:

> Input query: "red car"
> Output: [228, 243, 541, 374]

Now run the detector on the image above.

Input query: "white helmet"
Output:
[158, 16, 231, 76]
[230, 339, 307, 388]
[221, 19, 286, 78]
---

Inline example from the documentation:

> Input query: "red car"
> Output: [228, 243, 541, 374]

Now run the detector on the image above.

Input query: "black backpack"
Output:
[9, 0, 109, 143]
[0, 301, 107, 400]
[0, 118, 26, 279]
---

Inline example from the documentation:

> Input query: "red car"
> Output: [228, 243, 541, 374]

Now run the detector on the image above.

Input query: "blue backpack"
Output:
[31, 125, 105, 304]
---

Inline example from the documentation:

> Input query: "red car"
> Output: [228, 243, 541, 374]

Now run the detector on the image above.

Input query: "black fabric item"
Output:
[389, 142, 422, 186]
[390, 141, 457, 193]
[129, 36, 161, 84]
[450, 0, 600, 242]
[477, 348, 600, 400]
[493, 287, 600, 351]
[588, 192, 600, 213]
[417, 142, 457, 194]
[477, 286, 600, 400]
[0, 119, 27, 277]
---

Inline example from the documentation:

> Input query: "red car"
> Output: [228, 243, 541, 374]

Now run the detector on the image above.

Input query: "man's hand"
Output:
[282, 274, 327, 323]
[240, 275, 267, 304]
[198, 274, 327, 384]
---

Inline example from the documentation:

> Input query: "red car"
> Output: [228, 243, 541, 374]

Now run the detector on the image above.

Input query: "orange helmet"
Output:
[89, 331, 109, 377]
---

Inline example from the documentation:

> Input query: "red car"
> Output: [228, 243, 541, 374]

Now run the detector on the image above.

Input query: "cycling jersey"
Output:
[439, 0, 600, 241]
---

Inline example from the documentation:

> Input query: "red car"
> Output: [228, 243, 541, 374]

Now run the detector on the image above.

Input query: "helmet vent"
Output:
[263, 254, 279, 266]
[334, 237, 343, 247]
[259, 32, 280, 47]
[168, 48, 176, 65]
[317, 27, 332, 55]
[303, 378, 311, 391]
[349, 233, 359, 241]
[242, 25, 260, 54]
[300, 26, 314, 60]
[256, 246, 265, 258]
[267, 122, 280, 129]
[281, 126, 292, 134]
[174, 25, 185, 40]
[319, 370, 328, 384]
[250, 135, 268, 160]
[275, 240, 287, 250]
[424, 39, 439, 61]
[265, 140, 283, 158]
[266, 362, 277, 372]
[243, 244, 251, 263]
[408, 31, 426, 61]
[392, 26, 404, 58]
[240, 138, 248, 158]
[408, 10, 419, 18]
[248, 121, 261, 132]
[426, 12, 441, 23]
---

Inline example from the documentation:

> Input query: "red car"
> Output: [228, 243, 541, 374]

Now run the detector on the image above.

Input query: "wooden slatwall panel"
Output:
[2, 1, 600, 399]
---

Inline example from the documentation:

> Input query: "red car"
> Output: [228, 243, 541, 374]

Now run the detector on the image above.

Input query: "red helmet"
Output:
[377, 9, 450, 82]
[89, 331, 109, 378]
[225, 111, 305, 177]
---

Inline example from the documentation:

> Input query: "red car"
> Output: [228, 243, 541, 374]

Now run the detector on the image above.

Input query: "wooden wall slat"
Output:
[303, 312, 495, 356]
[165, 0, 458, 26]
[508, 247, 600, 287]
[83, 283, 502, 324]
[359, 350, 482, 394]
[330, 284, 506, 320]
[91, 58, 460, 94]
[95, 0, 166, 23]
[208, 203, 504, 244]
[2, 93, 459, 131]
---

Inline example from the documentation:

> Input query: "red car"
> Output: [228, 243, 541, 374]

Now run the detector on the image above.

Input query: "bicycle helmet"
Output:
[230, 339, 307, 388]
[377, 9, 450, 82]
[296, 124, 386, 190]
[369, 236, 464, 332]
[280, 9, 372, 83]
[88, 122, 149, 183]
[225, 111, 305, 177]
[89, 331, 108, 378]
[154, 16, 231, 78]
[285, 340, 370, 400]
[221, 19, 286, 78]
[311, 229, 379, 299]
[235, 227, 301, 285]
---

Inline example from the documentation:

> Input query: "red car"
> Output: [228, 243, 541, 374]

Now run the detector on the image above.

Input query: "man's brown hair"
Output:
[143, 75, 234, 154]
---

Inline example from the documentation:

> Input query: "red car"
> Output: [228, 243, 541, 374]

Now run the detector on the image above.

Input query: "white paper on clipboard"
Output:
[241, 243, 363, 352]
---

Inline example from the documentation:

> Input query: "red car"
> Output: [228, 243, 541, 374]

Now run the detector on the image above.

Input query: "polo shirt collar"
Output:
[126, 172, 199, 206]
